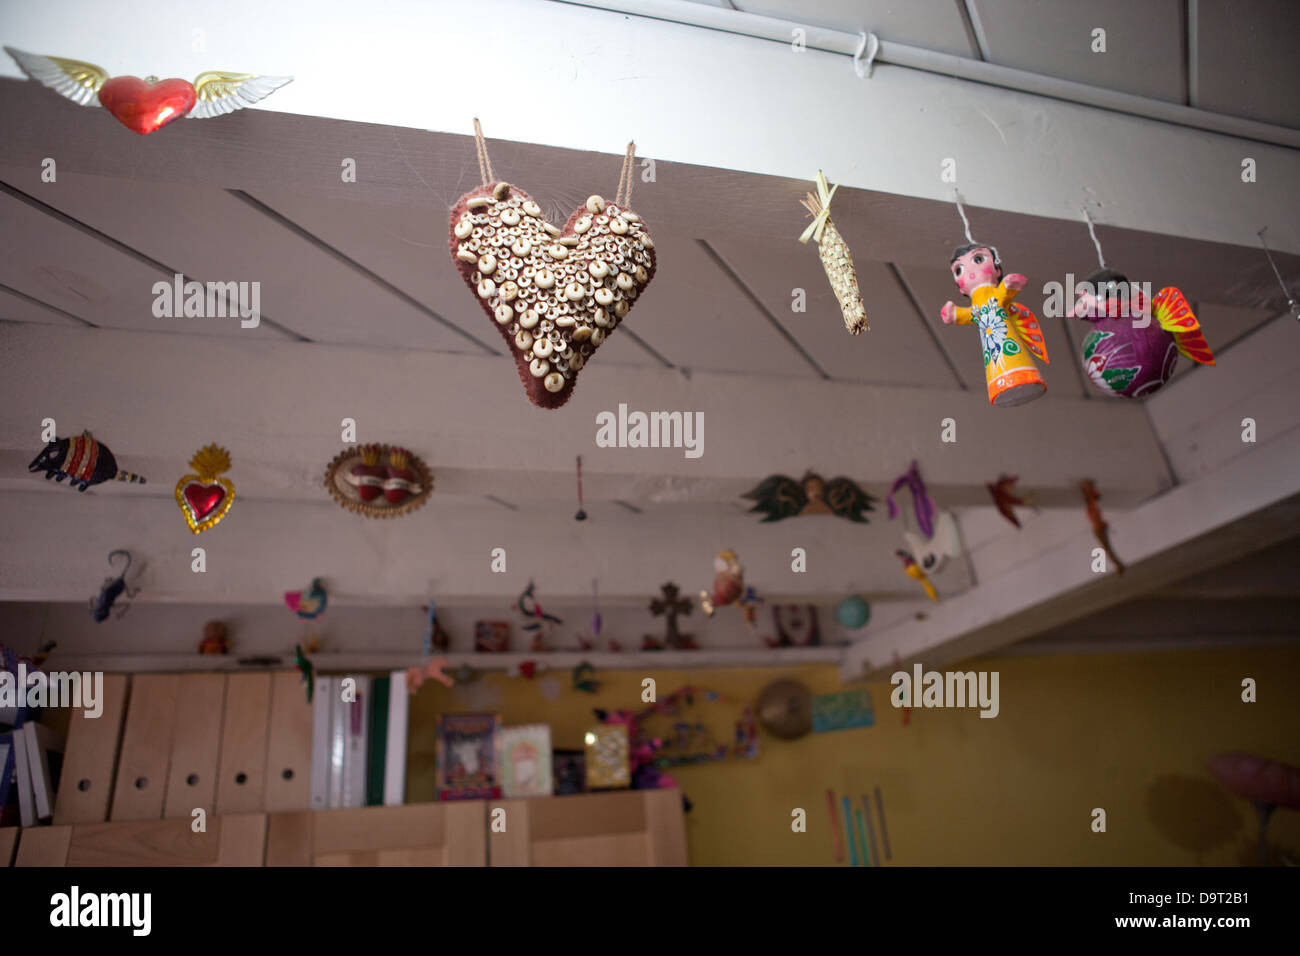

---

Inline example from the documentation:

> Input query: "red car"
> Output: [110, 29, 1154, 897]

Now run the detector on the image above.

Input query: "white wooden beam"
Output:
[0, 0, 1297, 255]
[0, 324, 1171, 508]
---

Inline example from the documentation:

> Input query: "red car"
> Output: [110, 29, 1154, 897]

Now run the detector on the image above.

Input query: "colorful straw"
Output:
[843, 796, 858, 866]
[861, 794, 880, 866]
[854, 808, 870, 866]
[875, 786, 892, 861]
[826, 789, 845, 863]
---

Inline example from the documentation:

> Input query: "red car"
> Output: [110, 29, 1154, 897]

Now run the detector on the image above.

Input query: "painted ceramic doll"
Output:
[1067, 269, 1215, 398]
[941, 244, 1049, 406]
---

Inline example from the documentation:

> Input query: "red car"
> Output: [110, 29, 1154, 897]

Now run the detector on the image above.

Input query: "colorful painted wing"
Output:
[1153, 287, 1216, 365]
[1008, 303, 1049, 363]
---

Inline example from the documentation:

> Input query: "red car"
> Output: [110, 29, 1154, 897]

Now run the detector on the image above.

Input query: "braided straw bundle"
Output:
[799, 170, 868, 335]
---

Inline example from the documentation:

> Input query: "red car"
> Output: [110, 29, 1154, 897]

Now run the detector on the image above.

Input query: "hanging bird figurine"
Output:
[514, 580, 563, 652]
[1068, 269, 1215, 398]
[5, 47, 292, 135]
[895, 549, 939, 603]
[1081, 479, 1125, 575]
[799, 170, 869, 335]
[285, 578, 327, 652]
[987, 474, 1033, 528]
[700, 549, 763, 628]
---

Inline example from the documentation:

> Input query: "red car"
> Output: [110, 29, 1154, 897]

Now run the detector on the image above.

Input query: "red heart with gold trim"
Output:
[175, 476, 235, 533]
[97, 76, 196, 135]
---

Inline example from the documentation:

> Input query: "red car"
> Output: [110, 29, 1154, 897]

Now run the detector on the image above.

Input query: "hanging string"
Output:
[1083, 208, 1107, 269]
[953, 190, 975, 243]
[574, 455, 587, 521]
[1257, 227, 1300, 320]
[472, 117, 496, 186]
[615, 141, 636, 208]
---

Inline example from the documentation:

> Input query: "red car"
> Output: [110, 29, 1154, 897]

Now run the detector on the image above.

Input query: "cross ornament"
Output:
[649, 582, 695, 649]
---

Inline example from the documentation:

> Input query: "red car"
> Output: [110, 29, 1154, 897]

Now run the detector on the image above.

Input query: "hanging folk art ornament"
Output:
[29, 431, 145, 491]
[886, 461, 961, 575]
[449, 122, 657, 409]
[799, 170, 868, 335]
[4, 47, 291, 135]
[700, 549, 763, 629]
[1081, 479, 1125, 575]
[1068, 269, 1214, 398]
[941, 242, 1050, 406]
[175, 444, 235, 533]
[324, 444, 432, 518]
[742, 471, 875, 523]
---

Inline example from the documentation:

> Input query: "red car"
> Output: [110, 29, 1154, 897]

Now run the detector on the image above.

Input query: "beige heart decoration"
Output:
[449, 181, 657, 409]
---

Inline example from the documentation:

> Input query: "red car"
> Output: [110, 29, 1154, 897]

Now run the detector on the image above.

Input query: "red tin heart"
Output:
[97, 76, 196, 134]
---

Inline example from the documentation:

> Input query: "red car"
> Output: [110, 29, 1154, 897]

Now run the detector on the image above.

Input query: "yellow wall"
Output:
[407, 644, 1300, 865]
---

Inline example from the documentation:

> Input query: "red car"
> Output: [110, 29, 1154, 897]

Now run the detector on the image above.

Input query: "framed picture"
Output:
[436, 713, 501, 800]
[552, 749, 586, 796]
[474, 620, 510, 653]
[497, 724, 553, 798]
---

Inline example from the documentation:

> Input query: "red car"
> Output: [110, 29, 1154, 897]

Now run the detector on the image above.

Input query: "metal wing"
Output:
[824, 477, 875, 523]
[4, 47, 107, 107]
[741, 474, 807, 522]
[188, 71, 292, 119]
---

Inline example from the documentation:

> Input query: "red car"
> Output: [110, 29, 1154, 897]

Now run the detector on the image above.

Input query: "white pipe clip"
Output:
[853, 31, 880, 79]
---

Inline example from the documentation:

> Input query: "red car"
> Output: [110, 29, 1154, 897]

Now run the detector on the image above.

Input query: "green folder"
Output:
[366, 676, 390, 806]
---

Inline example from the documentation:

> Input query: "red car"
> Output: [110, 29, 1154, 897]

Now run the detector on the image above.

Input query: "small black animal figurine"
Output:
[30, 431, 146, 492]
[92, 550, 137, 623]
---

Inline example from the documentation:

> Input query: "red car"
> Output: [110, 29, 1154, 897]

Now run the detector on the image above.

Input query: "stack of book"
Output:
[1, 712, 63, 828]
[310, 671, 410, 810]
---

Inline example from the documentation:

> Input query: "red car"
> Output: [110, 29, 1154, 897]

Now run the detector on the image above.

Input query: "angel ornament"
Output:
[941, 244, 1049, 407]
[5, 46, 291, 135]
[742, 471, 875, 524]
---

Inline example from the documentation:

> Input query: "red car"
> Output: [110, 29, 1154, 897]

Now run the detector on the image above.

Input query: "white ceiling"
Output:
[689, 0, 1300, 129]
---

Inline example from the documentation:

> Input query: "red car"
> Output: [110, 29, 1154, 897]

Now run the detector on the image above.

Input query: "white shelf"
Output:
[43, 647, 847, 674]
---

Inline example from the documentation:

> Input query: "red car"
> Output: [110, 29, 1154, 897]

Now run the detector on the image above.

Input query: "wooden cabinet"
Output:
[488, 789, 687, 866]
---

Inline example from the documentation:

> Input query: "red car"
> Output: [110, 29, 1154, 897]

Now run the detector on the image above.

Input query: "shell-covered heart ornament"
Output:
[449, 181, 656, 409]
[175, 444, 235, 534]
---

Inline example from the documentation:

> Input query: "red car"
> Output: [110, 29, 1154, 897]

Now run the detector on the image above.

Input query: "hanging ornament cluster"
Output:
[5, 47, 292, 135]
[29, 431, 145, 492]
[448, 122, 657, 409]
[324, 444, 432, 518]
[742, 470, 875, 523]
[175, 444, 235, 533]
[798, 170, 868, 335]
[941, 196, 1049, 406]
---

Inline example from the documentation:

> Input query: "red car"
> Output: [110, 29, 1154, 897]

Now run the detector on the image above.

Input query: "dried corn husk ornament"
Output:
[799, 170, 868, 335]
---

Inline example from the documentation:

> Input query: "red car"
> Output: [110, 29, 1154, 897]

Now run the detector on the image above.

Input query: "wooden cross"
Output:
[650, 582, 694, 649]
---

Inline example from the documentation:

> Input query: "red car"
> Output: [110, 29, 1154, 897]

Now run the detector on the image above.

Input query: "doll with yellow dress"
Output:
[940, 243, 1050, 406]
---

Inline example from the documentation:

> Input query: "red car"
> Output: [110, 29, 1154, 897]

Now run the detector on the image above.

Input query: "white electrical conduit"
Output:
[554, 0, 1300, 151]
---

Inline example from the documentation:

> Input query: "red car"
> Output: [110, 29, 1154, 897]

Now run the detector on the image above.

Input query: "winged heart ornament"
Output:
[449, 181, 657, 409]
[5, 46, 291, 135]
